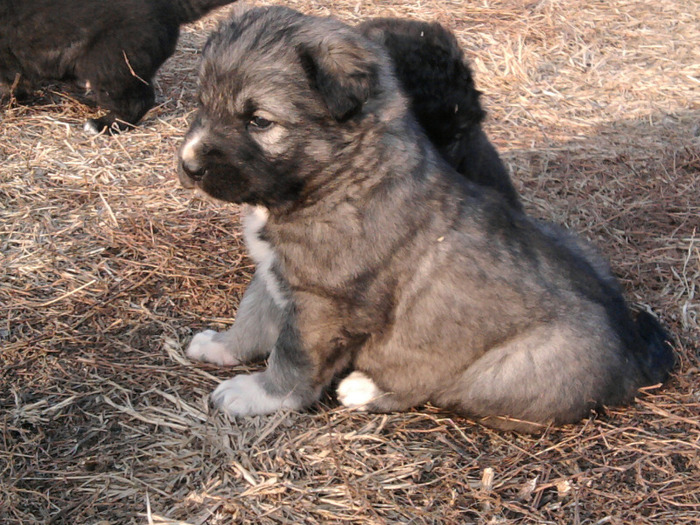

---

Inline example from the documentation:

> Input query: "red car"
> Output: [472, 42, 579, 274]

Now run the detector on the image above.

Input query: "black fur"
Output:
[633, 310, 676, 385]
[358, 18, 521, 210]
[0, 0, 235, 133]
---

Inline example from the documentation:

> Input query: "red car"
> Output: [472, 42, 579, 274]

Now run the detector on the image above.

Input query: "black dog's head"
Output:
[178, 6, 402, 209]
[359, 18, 486, 150]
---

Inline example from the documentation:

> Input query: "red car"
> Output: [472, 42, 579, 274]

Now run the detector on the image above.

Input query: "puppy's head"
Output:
[178, 6, 401, 208]
[359, 18, 486, 149]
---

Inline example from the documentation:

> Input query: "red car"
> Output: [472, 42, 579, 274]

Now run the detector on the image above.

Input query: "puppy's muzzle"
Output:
[178, 130, 208, 188]
[180, 157, 205, 181]
[178, 157, 206, 189]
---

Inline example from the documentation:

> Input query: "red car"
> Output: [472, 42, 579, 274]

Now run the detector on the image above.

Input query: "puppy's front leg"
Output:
[211, 313, 319, 416]
[84, 81, 156, 135]
[186, 271, 284, 366]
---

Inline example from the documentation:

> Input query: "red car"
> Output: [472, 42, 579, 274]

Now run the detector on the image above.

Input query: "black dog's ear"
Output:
[298, 34, 381, 122]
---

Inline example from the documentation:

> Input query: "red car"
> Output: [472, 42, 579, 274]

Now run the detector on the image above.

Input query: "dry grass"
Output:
[1, 1, 698, 523]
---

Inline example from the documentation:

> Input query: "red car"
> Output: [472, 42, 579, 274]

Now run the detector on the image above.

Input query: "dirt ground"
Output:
[1, 1, 698, 523]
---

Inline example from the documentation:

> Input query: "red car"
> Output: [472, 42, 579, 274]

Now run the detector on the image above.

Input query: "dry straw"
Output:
[1, 1, 698, 523]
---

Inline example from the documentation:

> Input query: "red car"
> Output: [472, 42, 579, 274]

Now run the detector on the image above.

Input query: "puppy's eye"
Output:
[248, 116, 273, 130]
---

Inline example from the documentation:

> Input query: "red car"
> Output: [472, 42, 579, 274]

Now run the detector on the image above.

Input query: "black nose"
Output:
[180, 159, 206, 181]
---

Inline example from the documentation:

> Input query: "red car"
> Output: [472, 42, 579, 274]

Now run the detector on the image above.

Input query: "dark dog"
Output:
[177, 6, 674, 432]
[358, 18, 521, 210]
[0, 0, 235, 133]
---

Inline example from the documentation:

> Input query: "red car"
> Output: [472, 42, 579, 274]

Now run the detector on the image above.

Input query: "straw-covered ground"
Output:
[1, 1, 698, 523]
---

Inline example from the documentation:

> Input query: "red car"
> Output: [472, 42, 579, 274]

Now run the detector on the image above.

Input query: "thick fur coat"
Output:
[178, 6, 674, 432]
[0, 0, 235, 133]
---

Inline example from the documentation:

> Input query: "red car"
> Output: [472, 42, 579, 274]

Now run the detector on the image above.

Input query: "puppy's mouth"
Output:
[177, 163, 232, 205]
[193, 185, 227, 204]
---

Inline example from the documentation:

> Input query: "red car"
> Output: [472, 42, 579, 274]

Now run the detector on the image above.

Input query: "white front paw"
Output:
[186, 330, 240, 366]
[337, 371, 381, 410]
[83, 120, 102, 135]
[211, 373, 301, 417]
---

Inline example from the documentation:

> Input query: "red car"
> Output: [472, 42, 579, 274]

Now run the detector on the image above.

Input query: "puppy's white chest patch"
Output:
[242, 205, 288, 308]
[243, 205, 271, 264]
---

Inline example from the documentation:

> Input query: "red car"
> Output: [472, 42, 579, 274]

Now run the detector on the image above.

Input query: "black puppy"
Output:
[359, 18, 521, 210]
[0, 0, 235, 133]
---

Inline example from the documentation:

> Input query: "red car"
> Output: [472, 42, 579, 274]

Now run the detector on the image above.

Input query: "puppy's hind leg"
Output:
[433, 321, 634, 432]
[186, 272, 284, 366]
[337, 371, 427, 413]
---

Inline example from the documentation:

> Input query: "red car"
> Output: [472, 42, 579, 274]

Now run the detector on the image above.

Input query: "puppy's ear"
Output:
[298, 34, 381, 122]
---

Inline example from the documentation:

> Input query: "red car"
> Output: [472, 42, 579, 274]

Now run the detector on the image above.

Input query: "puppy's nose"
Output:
[179, 129, 207, 185]
[180, 158, 206, 181]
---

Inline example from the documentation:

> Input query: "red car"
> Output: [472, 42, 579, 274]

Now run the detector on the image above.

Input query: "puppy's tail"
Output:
[174, 0, 236, 25]
[632, 310, 675, 386]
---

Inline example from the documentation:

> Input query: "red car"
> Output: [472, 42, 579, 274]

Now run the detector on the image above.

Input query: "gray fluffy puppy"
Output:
[177, 6, 673, 432]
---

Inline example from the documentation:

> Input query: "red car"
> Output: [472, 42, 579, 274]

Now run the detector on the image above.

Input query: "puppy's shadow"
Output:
[506, 109, 698, 234]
